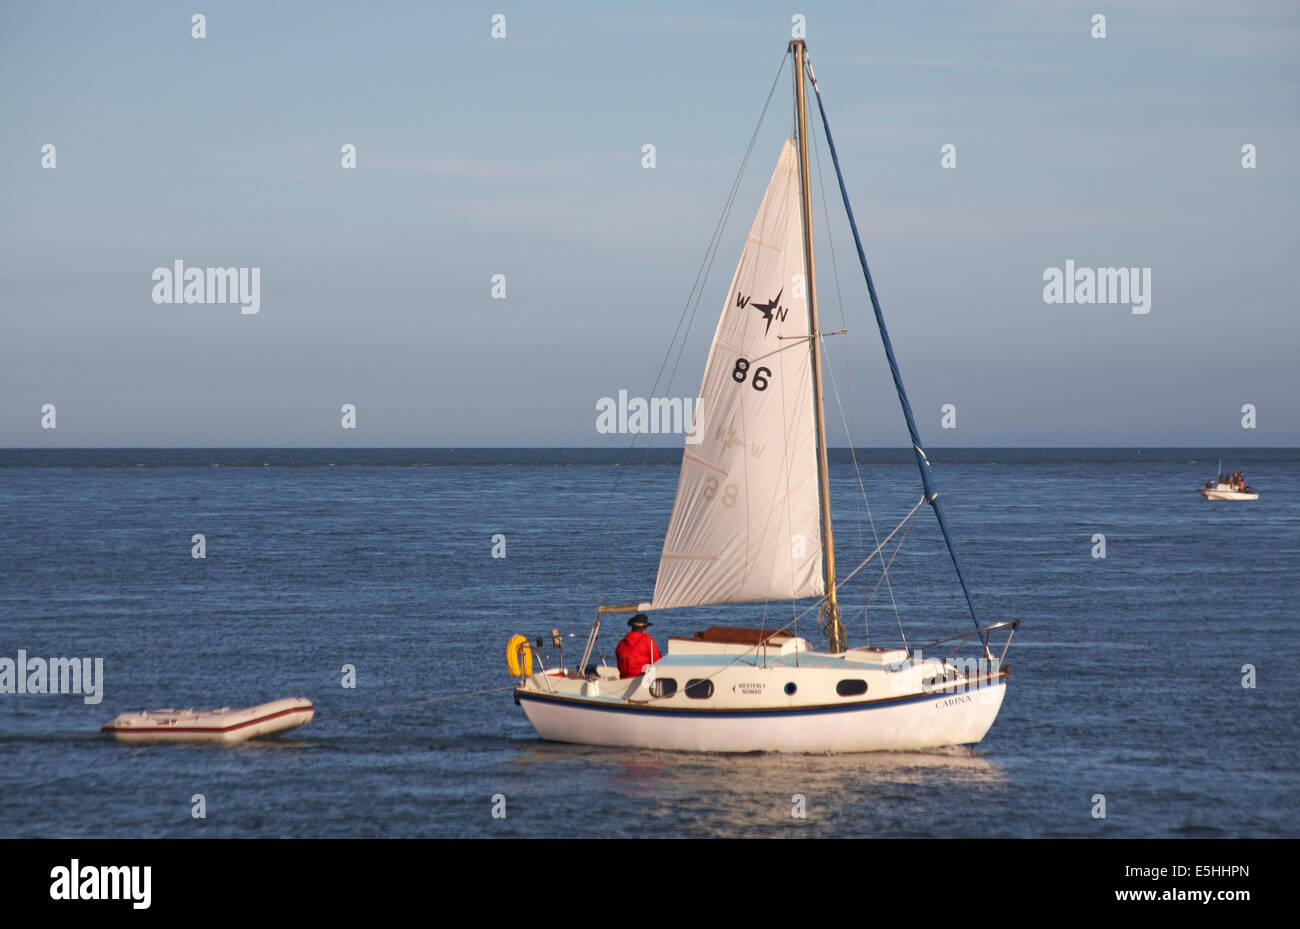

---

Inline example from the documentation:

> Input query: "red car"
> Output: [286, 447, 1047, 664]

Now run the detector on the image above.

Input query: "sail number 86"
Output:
[732, 358, 771, 391]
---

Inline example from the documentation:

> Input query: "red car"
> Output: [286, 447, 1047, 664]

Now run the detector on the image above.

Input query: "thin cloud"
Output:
[830, 55, 1073, 73]
[371, 150, 646, 181]
[596, 14, 771, 33]
[370, 155, 543, 180]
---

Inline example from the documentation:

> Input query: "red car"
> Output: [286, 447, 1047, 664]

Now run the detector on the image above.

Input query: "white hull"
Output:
[1200, 487, 1258, 501]
[514, 630, 1012, 754]
[102, 697, 314, 744]
[519, 678, 1005, 753]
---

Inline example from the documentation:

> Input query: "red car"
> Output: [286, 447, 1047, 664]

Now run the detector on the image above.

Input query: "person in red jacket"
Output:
[616, 614, 662, 679]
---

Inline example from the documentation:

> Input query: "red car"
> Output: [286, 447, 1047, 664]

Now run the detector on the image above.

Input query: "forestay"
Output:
[648, 138, 824, 611]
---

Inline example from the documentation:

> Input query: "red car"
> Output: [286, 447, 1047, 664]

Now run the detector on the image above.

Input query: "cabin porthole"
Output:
[784, 682, 797, 696]
[685, 679, 714, 700]
[650, 678, 677, 698]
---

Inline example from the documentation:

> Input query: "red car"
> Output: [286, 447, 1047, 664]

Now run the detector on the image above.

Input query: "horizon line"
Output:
[2, 445, 1295, 452]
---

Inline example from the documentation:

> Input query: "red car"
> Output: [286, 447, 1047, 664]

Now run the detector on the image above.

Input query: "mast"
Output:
[806, 64, 990, 658]
[790, 39, 844, 653]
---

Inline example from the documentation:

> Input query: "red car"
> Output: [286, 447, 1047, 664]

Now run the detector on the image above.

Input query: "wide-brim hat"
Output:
[628, 614, 651, 628]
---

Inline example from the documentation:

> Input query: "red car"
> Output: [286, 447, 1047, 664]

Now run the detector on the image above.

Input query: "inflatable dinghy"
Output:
[101, 697, 314, 744]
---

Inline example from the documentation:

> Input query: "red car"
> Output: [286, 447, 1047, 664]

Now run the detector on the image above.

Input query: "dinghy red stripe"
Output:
[100, 704, 313, 734]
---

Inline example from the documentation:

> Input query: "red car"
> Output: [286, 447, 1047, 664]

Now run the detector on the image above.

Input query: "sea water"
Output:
[1, 448, 1296, 837]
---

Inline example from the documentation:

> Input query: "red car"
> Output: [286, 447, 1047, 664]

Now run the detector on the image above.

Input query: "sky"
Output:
[2, 0, 1297, 446]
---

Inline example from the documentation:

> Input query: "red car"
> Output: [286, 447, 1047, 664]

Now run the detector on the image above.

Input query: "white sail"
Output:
[648, 138, 825, 610]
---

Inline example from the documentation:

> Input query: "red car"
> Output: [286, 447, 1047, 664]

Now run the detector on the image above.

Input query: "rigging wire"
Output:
[806, 56, 903, 648]
[833, 495, 924, 590]
[805, 53, 988, 653]
[853, 508, 913, 650]
[820, 338, 909, 648]
[578, 50, 789, 611]
[806, 67, 861, 568]
[629, 495, 925, 694]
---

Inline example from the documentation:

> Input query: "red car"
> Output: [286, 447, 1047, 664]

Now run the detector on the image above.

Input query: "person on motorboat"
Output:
[615, 614, 662, 679]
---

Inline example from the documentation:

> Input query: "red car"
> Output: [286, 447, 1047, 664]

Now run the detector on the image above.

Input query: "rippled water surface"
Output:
[2, 448, 1296, 837]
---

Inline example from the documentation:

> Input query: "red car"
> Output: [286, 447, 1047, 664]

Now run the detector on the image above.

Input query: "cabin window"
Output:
[836, 679, 868, 697]
[685, 679, 713, 699]
[650, 678, 677, 698]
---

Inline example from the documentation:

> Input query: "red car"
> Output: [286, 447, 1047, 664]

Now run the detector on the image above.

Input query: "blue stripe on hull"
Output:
[517, 678, 1006, 720]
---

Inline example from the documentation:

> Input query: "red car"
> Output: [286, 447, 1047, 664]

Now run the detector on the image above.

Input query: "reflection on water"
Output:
[509, 741, 1008, 837]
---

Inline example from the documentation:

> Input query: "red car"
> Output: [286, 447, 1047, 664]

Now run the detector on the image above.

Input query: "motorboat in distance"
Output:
[1201, 463, 1259, 501]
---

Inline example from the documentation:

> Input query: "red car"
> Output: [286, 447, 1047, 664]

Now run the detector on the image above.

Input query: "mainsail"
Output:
[648, 138, 825, 610]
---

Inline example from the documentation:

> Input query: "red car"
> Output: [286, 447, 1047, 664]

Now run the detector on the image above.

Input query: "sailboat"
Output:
[509, 40, 1017, 753]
